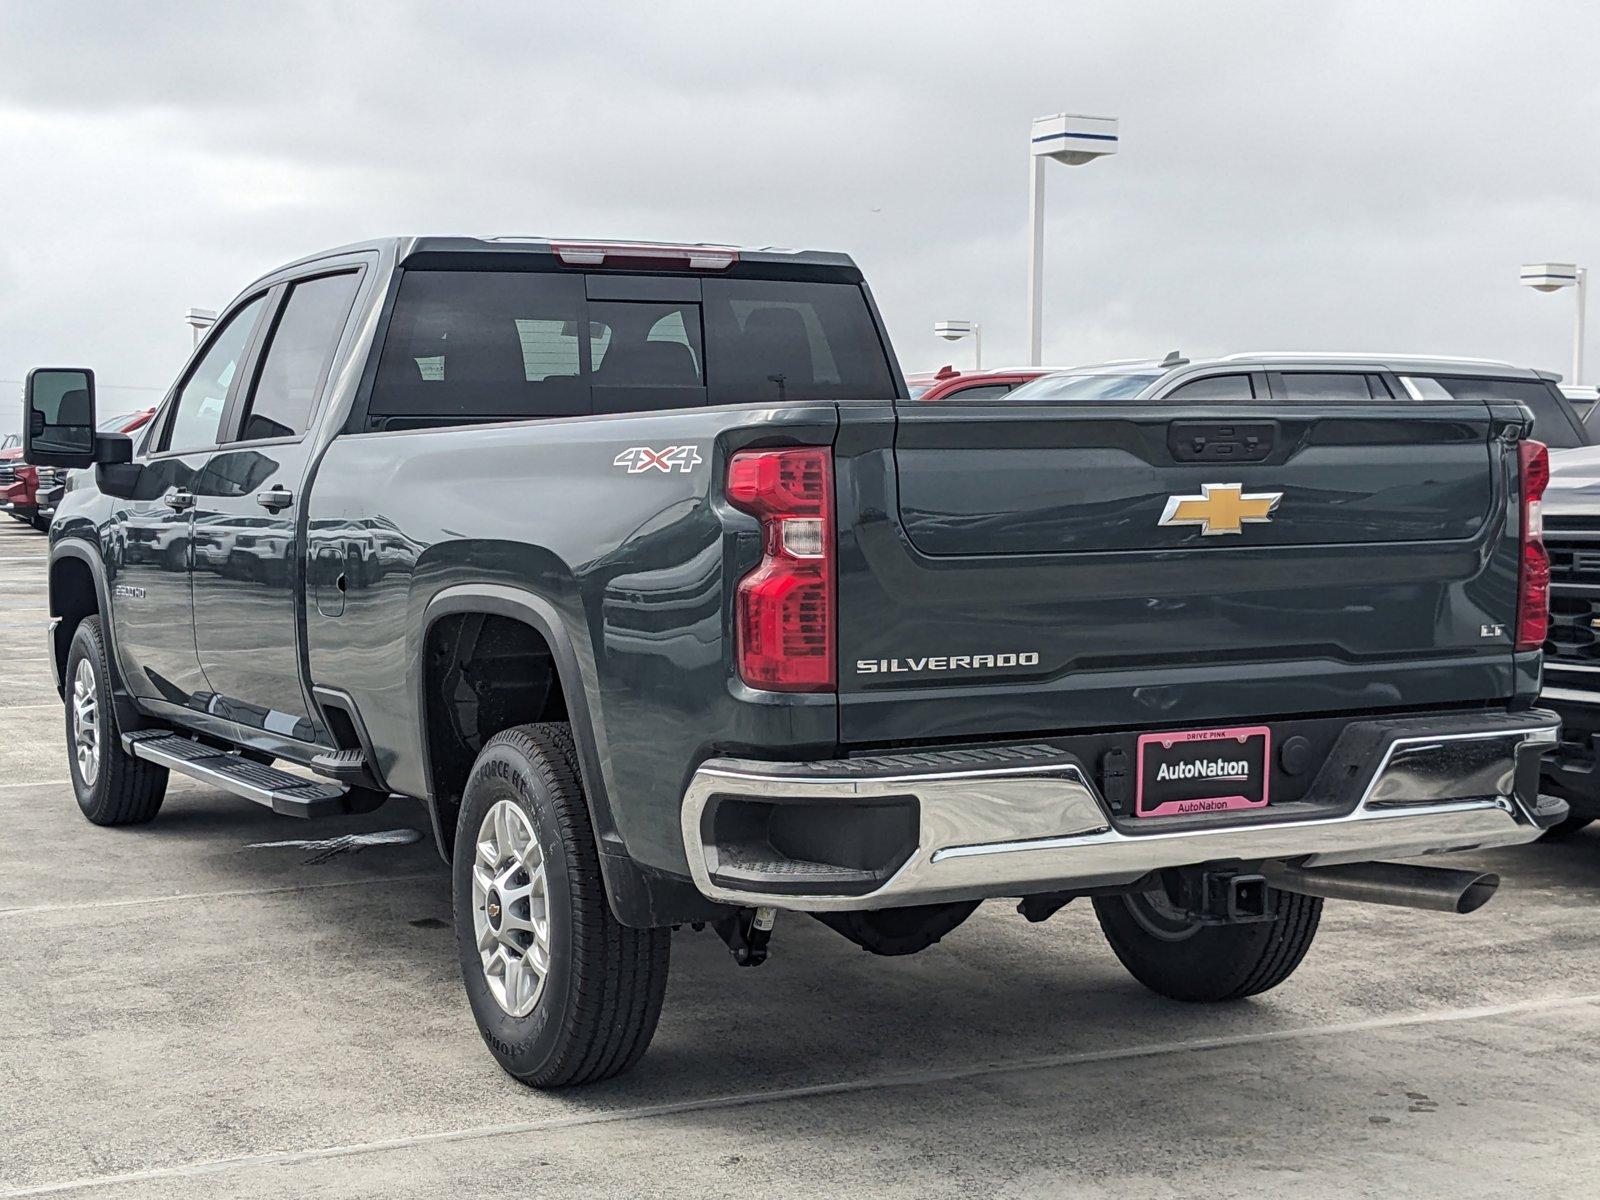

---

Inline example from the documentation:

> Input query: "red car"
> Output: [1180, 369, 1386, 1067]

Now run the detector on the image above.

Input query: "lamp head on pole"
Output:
[1521, 263, 1580, 293]
[1030, 113, 1118, 166]
[934, 320, 975, 342]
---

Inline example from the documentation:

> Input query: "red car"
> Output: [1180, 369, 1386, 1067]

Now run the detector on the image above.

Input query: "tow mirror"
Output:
[24, 368, 97, 468]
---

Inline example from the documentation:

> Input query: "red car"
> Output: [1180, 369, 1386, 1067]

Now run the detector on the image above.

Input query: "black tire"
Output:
[30, 512, 51, 533]
[64, 616, 168, 826]
[452, 722, 670, 1088]
[1093, 884, 1322, 1002]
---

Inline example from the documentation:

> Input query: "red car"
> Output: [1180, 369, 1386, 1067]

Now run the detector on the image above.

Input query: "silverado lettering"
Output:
[855, 651, 1041, 674]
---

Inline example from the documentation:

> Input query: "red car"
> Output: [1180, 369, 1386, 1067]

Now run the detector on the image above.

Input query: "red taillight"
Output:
[1516, 439, 1550, 652]
[726, 446, 835, 692]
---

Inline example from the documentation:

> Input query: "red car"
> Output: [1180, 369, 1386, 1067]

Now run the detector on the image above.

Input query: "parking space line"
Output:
[4, 990, 1597, 1198]
[0, 779, 70, 789]
[0, 872, 440, 919]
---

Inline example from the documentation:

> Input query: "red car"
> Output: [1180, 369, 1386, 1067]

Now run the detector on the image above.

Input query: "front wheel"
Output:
[452, 723, 670, 1088]
[64, 616, 168, 825]
[1093, 883, 1322, 1002]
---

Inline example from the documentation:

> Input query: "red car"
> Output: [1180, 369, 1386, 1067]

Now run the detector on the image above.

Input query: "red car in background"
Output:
[3, 407, 155, 531]
[904, 364, 1053, 401]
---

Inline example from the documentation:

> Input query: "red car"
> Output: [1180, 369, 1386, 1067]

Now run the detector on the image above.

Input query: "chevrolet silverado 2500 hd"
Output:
[24, 237, 1563, 1087]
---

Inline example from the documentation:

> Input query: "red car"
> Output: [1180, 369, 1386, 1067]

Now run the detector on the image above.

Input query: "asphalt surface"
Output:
[1, 517, 1599, 1198]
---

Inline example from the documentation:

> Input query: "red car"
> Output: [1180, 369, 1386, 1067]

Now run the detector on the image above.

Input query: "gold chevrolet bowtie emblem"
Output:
[1159, 483, 1282, 536]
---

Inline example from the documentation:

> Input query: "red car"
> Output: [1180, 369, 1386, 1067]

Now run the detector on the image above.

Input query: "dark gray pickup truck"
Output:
[22, 237, 1563, 1087]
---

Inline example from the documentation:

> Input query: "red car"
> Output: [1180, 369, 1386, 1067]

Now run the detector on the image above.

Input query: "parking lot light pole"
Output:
[935, 319, 982, 370]
[1521, 263, 1587, 385]
[184, 307, 217, 346]
[1027, 112, 1118, 366]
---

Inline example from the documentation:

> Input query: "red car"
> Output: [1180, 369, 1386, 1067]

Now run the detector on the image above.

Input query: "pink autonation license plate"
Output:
[1134, 725, 1272, 818]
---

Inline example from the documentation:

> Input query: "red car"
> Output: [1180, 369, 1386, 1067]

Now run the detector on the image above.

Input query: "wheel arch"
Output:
[415, 583, 721, 929]
[48, 541, 110, 693]
[48, 540, 150, 734]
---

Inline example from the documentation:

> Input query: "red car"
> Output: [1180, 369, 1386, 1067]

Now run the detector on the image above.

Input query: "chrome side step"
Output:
[122, 731, 359, 818]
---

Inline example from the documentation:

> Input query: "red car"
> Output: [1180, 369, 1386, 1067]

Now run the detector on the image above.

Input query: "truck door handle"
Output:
[165, 487, 196, 512]
[255, 486, 295, 511]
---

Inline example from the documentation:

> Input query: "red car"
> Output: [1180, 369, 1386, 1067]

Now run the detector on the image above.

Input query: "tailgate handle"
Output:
[1168, 420, 1275, 463]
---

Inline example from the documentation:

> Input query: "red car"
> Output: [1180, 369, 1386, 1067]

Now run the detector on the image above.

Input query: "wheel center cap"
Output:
[487, 892, 503, 930]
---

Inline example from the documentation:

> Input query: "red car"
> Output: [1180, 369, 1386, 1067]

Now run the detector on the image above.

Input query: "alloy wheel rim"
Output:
[471, 799, 551, 1017]
[71, 658, 101, 787]
[1123, 886, 1202, 943]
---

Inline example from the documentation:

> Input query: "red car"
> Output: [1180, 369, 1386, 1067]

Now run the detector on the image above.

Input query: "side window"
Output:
[161, 295, 267, 453]
[236, 272, 362, 442]
[1274, 372, 1375, 400]
[1167, 374, 1255, 400]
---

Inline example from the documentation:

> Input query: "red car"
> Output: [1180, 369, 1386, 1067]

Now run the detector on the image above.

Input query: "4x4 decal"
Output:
[613, 445, 703, 475]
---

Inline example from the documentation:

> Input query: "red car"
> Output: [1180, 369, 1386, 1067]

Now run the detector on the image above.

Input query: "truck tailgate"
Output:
[836, 398, 1522, 744]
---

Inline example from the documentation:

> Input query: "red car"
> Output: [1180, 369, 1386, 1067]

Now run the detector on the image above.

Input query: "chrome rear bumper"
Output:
[680, 713, 1560, 912]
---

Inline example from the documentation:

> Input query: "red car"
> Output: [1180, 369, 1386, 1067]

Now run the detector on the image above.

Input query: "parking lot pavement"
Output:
[2, 517, 1599, 1198]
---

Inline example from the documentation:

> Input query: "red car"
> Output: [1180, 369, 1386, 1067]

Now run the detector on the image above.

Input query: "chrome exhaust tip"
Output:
[1261, 861, 1500, 915]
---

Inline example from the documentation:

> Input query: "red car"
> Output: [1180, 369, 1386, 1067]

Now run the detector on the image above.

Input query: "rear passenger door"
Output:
[189, 266, 364, 745]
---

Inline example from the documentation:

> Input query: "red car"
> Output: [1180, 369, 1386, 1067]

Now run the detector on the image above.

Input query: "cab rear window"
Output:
[366, 270, 894, 428]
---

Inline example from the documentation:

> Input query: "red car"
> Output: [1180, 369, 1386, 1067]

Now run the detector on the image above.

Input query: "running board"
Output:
[122, 731, 369, 818]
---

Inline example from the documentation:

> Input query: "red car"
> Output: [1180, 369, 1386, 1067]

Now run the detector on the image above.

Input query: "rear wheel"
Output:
[1093, 883, 1321, 1002]
[64, 616, 168, 825]
[452, 722, 670, 1088]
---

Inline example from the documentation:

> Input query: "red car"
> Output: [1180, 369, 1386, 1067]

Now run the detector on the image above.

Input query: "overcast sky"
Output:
[3, 1, 1599, 429]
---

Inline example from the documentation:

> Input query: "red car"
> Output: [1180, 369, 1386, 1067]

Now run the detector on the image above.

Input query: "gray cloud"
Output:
[3, 0, 1599, 429]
